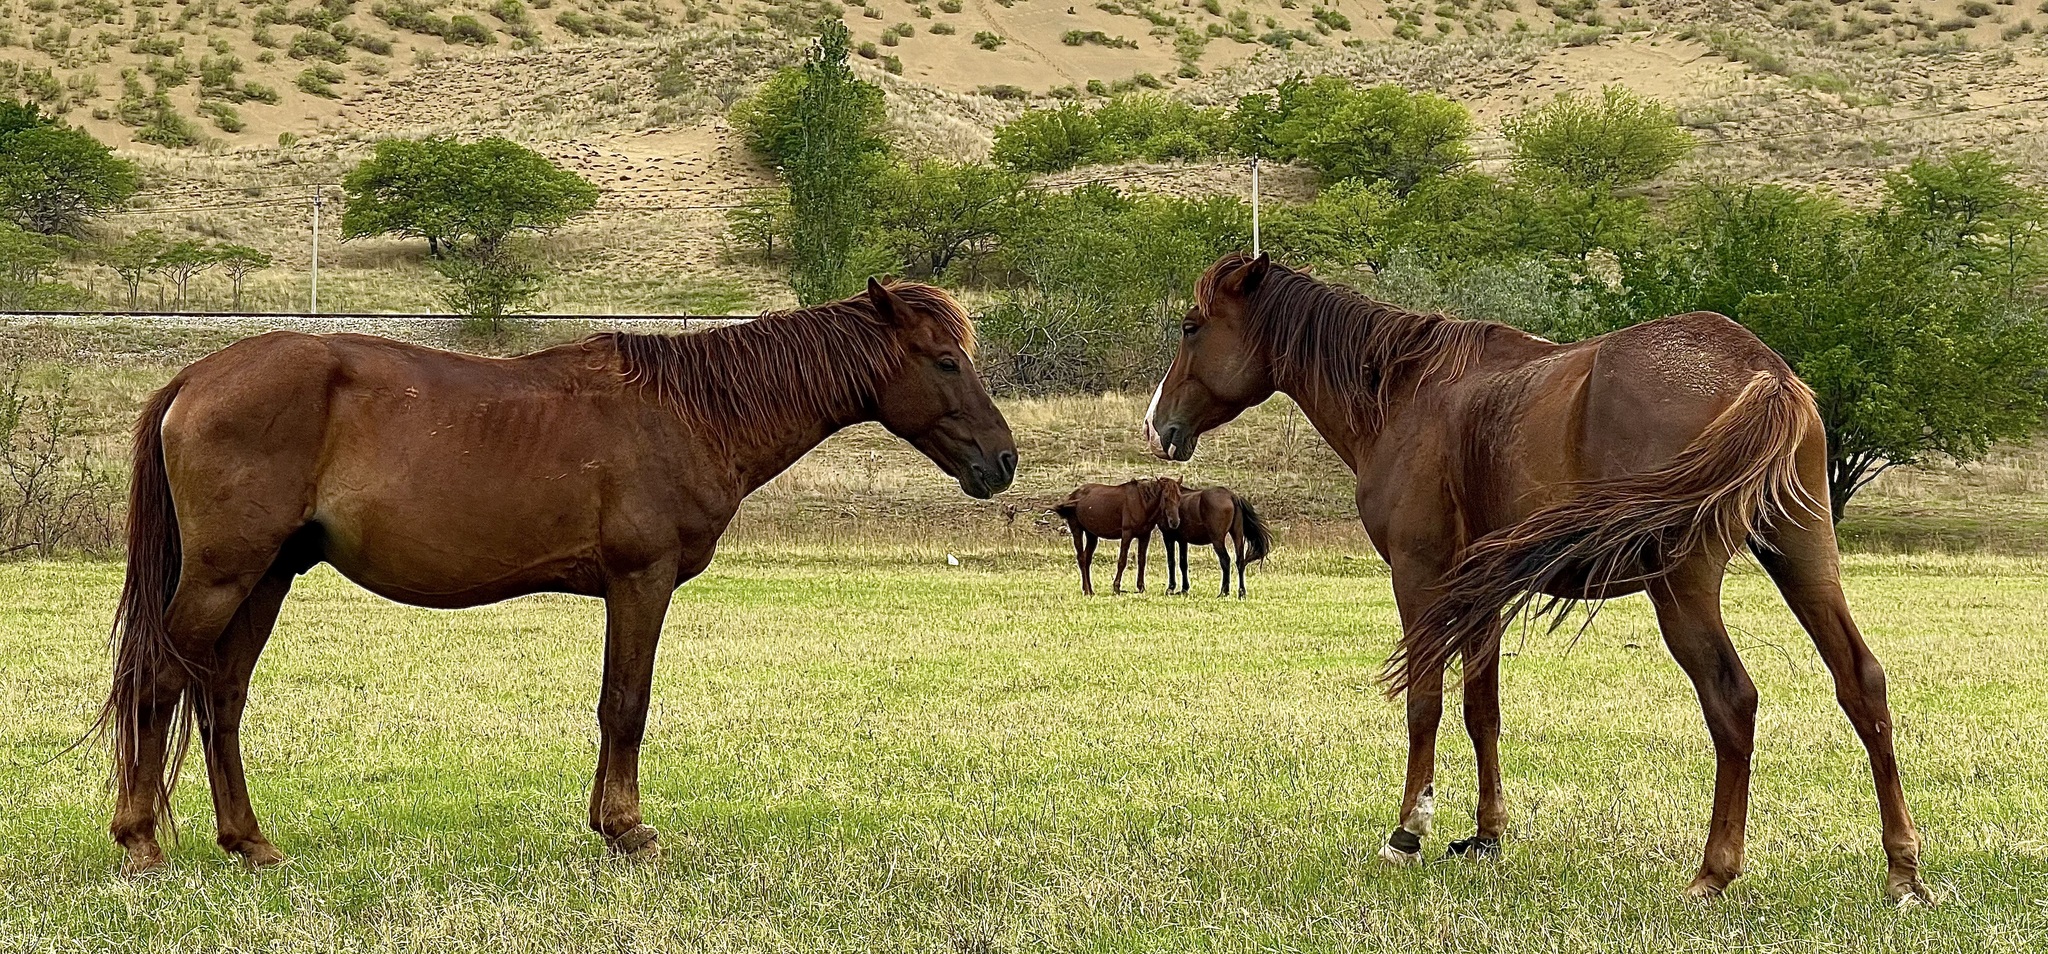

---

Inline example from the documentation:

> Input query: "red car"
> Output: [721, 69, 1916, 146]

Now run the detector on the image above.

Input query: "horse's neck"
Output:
[1281, 384, 1375, 474]
[696, 368, 872, 495]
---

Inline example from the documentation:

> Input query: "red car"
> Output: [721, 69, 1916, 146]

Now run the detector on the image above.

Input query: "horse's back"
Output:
[1578, 311, 1796, 478]
[159, 332, 641, 606]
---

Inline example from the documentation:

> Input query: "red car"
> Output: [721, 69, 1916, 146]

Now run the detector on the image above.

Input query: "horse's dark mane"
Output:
[1198, 253, 1498, 429]
[592, 282, 974, 441]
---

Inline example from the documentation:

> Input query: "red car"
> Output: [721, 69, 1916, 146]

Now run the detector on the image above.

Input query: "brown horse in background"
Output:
[1161, 482, 1271, 598]
[1144, 253, 1928, 903]
[1054, 478, 1181, 595]
[95, 279, 1016, 876]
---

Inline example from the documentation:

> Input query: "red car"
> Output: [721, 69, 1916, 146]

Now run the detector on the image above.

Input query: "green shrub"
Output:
[296, 64, 344, 97]
[444, 14, 495, 44]
[288, 29, 350, 62]
[973, 30, 1004, 49]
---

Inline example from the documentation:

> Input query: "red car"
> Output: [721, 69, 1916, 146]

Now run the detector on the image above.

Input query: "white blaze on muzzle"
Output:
[1143, 380, 1166, 455]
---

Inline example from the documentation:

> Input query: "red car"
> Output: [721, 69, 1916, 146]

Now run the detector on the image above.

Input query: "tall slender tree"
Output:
[785, 20, 889, 304]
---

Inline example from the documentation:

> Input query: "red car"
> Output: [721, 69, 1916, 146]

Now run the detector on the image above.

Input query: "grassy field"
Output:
[2, 544, 2045, 952]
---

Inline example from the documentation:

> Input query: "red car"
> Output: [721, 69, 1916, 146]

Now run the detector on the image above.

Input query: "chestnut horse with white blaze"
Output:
[95, 279, 1016, 876]
[1144, 253, 1928, 903]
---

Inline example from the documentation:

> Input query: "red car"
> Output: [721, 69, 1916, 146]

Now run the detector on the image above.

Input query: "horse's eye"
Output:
[1181, 323, 1199, 337]
[937, 356, 960, 373]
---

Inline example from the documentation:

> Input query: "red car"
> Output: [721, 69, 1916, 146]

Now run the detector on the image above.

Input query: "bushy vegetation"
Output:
[0, 101, 139, 235]
[732, 65, 2048, 518]
[341, 136, 597, 321]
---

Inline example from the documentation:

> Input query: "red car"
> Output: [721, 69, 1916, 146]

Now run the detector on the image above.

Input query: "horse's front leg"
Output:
[1136, 530, 1150, 592]
[590, 567, 675, 856]
[1113, 536, 1133, 594]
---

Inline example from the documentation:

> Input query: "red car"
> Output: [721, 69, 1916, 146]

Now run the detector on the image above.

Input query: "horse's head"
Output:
[1157, 477, 1183, 530]
[868, 279, 1018, 499]
[1145, 253, 1278, 461]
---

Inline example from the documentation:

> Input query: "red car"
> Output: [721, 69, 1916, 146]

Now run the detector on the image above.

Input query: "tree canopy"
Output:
[340, 136, 599, 256]
[0, 101, 140, 235]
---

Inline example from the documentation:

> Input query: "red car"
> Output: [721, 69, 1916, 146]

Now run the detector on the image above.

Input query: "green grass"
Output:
[3, 546, 2045, 951]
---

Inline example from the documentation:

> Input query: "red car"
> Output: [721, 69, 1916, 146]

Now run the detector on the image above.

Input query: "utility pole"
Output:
[1250, 155, 1261, 259]
[311, 186, 324, 314]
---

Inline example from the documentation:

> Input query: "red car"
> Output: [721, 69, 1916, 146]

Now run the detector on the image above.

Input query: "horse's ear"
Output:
[867, 277, 906, 325]
[1241, 253, 1272, 296]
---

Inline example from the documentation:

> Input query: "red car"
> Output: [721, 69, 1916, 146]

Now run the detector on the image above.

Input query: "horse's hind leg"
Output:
[200, 570, 292, 867]
[1231, 525, 1248, 598]
[1448, 622, 1509, 860]
[1648, 559, 1757, 900]
[1754, 518, 1929, 904]
[1213, 544, 1230, 598]
[112, 562, 270, 875]
[1068, 522, 1092, 595]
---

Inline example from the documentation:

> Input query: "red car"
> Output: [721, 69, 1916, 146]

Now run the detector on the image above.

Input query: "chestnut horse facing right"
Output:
[95, 279, 1016, 876]
[1145, 253, 1927, 903]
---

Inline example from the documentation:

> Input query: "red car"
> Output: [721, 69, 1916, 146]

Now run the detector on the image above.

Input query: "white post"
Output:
[1250, 155, 1261, 258]
[311, 187, 324, 315]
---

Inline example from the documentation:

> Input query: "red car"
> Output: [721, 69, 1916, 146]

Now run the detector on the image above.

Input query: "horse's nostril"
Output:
[997, 449, 1018, 476]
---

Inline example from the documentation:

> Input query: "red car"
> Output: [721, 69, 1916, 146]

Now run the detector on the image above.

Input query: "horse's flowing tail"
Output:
[91, 381, 195, 836]
[1235, 496, 1271, 564]
[1384, 370, 1817, 696]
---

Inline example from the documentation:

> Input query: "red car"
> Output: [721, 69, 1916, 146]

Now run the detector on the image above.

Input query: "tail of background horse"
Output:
[90, 381, 194, 836]
[1235, 496, 1271, 564]
[1385, 370, 1816, 695]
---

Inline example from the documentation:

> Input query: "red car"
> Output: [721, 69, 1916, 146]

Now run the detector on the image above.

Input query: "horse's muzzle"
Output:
[965, 448, 1018, 499]
[1151, 423, 1197, 462]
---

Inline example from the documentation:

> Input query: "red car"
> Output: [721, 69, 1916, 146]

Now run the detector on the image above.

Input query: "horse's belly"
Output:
[312, 496, 605, 607]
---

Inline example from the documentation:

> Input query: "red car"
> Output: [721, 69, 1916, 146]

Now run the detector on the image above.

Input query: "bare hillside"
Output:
[8, 0, 2048, 312]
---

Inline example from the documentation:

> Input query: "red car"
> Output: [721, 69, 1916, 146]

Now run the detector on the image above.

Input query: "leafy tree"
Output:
[152, 240, 218, 311]
[782, 20, 891, 304]
[437, 244, 546, 331]
[213, 244, 273, 310]
[724, 190, 789, 262]
[1503, 86, 1694, 191]
[1264, 177, 1399, 276]
[0, 107, 140, 235]
[990, 103, 1102, 173]
[1877, 150, 2045, 292]
[1616, 181, 2048, 520]
[0, 222, 86, 309]
[106, 230, 167, 308]
[340, 136, 599, 257]
[871, 159, 1026, 279]
[730, 60, 886, 167]
[1255, 78, 1472, 194]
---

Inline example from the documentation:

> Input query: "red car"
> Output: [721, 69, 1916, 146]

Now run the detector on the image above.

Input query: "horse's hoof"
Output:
[1378, 843, 1424, 867]
[235, 841, 290, 869]
[1444, 835, 1501, 860]
[1379, 827, 1425, 867]
[120, 845, 166, 878]
[609, 823, 659, 858]
[1683, 875, 1732, 901]
[1887, 876, 1935, 908]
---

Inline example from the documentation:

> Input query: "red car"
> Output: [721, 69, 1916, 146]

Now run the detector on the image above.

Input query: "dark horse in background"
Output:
[1055, 478, 1181, 595]
[96, 279, 1017, 876]
[1145, 253, 1927, 903]
[1160, 481, 1271, 598]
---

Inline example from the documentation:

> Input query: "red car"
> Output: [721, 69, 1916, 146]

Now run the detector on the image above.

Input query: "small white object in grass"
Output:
[946, 554, 960, 566]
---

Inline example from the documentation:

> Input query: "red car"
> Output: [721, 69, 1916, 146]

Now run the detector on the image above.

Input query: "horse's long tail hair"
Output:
[1235, 496, 1271, 564]
[1383, 370, 1817, 696]
[90, 380, 195, 837]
